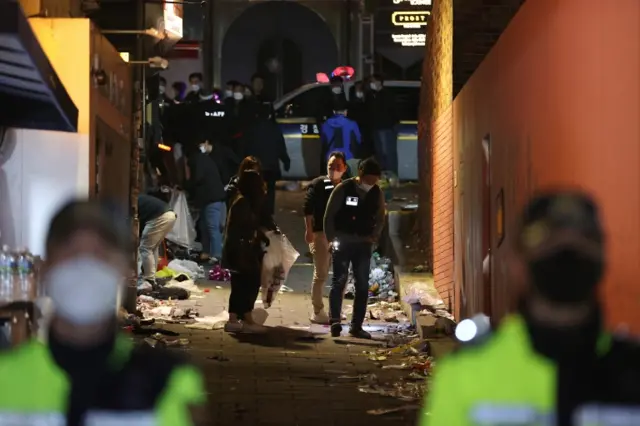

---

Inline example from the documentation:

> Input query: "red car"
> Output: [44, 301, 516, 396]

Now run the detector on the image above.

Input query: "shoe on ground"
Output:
[224, 321, 243, 333]
[310, 310, 330, 325]
[330, 322, 343, 337]
[349, 327, 372, 340]
[242, 323, 268, 334]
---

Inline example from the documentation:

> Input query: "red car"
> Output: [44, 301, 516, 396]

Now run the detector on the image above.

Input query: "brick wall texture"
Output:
[418, 0, 454, 308]
[431, 105, 454, 304]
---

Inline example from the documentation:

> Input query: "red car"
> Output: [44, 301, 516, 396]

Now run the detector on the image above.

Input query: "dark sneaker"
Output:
[349, 327, 372, 340]
[330, 322, 342, 337]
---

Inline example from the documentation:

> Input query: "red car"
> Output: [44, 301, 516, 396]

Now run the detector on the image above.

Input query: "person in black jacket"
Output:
[184, 72, 203, 104]
[348, 81, 371, 159]
[222, 170, 269, 334]
[224, 83, 255, 157]
[366, 74, 399, 175]
[244, 104, 291, 216]
[187, 139, 227, 263]
[304, 151, 347, 324]
[226, 156, 278, 231]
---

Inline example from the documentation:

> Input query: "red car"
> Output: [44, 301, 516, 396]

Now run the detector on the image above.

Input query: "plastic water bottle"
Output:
[0, 245, 10, 302]
[16, 249, 35, 301]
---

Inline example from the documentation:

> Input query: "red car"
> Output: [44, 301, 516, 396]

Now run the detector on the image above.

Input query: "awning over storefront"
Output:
[0, 1, 78, 132]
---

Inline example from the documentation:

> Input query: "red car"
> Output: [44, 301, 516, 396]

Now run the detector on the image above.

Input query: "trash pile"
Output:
[352, 339, 433, 409]
[368, 301, 410, 324]
[346, 253, 397, 301]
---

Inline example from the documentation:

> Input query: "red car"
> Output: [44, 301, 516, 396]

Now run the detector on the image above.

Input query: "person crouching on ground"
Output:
[137, 194, 176, 288]
[222, 170, 270, 334]
[304, 151, 348, 324]
[324, 157, 385, 339]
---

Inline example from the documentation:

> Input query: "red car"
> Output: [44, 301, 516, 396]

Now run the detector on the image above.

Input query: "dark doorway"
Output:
[257, 37, 303, 100]
[481, 135, 492, 318]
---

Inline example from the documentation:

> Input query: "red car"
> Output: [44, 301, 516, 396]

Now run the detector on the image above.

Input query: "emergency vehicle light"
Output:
[316, 73, 330, 83]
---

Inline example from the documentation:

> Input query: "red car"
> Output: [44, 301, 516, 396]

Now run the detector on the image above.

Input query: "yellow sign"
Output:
[392, 11, 430, 28]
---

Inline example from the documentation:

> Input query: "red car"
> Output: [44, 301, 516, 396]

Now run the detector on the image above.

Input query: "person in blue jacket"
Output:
[320, 99, 362, 171]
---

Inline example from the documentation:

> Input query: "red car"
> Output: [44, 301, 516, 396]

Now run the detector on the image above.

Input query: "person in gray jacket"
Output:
[323, 157, 385, 339]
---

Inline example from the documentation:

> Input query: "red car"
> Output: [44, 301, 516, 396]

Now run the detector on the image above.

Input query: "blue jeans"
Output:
[329, 241, 372, 328]
[200, 201, 226, 258]
[373, 128, 398, 175]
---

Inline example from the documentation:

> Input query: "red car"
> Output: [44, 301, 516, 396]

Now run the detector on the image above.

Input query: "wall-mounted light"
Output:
[102, 28, 163, 39]
[129, 57, 169, 69]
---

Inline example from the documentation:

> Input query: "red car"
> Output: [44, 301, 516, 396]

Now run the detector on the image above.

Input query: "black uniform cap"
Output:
[517, 191, 604, 258]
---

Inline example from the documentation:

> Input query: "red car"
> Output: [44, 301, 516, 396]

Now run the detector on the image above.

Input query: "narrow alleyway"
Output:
[154, 189, 423, 426]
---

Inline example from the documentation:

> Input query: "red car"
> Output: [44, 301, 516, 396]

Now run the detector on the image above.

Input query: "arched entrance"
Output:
[222, 2, 338, 98]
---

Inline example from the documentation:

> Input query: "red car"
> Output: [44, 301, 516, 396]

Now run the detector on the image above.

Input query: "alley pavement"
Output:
[160, 189, 421, 426]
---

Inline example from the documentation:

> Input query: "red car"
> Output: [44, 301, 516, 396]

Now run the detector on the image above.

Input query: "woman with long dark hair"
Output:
[222, 170, 269, 333]
[225, 156, 262, 209]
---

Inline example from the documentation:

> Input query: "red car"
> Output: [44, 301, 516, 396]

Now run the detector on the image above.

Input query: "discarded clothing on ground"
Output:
[209, 264, 231, 282]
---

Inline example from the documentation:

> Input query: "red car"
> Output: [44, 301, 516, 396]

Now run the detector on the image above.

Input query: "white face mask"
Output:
[46, 257, 122, 325]
[199, 145, 207, 154]
[370, 82, 381, 91]
[331, 87, 342, 95]
[191, 84, 200, 92]
[359, 183, 374, 192]
[328, 170, 344, 181]
[159, 85, 166, 95]
[233, 92, 244, 101]
[355, 91, 364, 99]
[224, 90, 233, 98]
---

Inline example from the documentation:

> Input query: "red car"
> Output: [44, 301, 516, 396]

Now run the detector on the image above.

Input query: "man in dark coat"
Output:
[243, 104, 291, 216]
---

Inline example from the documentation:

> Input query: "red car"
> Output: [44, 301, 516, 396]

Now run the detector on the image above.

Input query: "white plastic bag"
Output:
[166, 190, 197, 249]
[261, 232, 299, 308]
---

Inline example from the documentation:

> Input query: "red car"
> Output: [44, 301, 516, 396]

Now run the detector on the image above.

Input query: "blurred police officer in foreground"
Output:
[324, 157, 385, 339]
[422, 191, 640, 426]
[0, 200, 206, 425]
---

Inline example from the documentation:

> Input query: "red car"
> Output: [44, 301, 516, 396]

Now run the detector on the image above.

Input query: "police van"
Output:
[274, 80, 419, 181]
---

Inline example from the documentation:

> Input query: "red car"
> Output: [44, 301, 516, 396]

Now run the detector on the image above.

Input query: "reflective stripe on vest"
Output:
[470, 403, 551, 425]
[0, 411, 156, 426]
[575, 405, 640, 426]
[0, 412, 64, 425]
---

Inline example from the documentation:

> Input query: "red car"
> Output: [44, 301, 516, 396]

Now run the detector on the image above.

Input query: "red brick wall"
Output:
[452, 0, 640, 329]
[432, 104, 454, 309]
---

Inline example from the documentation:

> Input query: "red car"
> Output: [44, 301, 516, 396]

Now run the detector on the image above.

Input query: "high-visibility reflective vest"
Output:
[0, 334, 206, 425]
[420, 315, 640, 426]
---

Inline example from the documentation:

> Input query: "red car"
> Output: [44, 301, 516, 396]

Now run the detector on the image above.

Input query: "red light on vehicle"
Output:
[332, 66, 355, 80]
[316, 73, 330, 83]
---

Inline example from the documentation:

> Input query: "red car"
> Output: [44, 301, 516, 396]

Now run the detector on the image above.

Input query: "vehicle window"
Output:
[276, 86, 332, 119]
[386, 86, 420, 121]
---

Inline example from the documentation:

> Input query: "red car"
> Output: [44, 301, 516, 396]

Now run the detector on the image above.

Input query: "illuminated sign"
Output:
[119, 52, 130, 62]
[392, 0, 431, 4]
[163, 2, 183, 38]
[375, 0, 432, 48]
[392, 11, 429, 28]
[391, 33, 426, 47]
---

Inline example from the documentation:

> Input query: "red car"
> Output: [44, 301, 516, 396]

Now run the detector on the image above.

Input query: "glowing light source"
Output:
[331, 66, 355, 80]
[163, 1, 183, 38]
[455, 319, 478, 342]
[119, 52, 130, 62]
[316, 73, 330, 83]
[158, 143, 172, 152]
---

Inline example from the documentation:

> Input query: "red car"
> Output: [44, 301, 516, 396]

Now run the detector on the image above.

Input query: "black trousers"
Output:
[229, 270, 261, 318]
